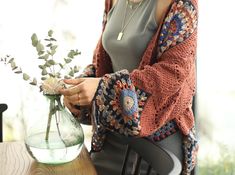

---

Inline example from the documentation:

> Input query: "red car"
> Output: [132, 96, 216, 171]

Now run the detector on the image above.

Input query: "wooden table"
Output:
[0, 142, 97, 175]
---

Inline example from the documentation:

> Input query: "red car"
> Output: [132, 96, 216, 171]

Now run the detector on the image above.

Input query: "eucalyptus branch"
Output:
[0, 56, 39, 87]
[45, 98, 54, 141]
[1, 29, 82, 142]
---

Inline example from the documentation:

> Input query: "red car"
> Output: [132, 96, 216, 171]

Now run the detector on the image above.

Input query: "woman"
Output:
[60, 0, 198, 174]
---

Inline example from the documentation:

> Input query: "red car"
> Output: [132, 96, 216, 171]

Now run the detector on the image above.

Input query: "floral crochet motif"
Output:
[158, 0, 198, 56]
[182, 127, 199, 174]
[93, 70, 149, 136]
[148, 120, 179, 141]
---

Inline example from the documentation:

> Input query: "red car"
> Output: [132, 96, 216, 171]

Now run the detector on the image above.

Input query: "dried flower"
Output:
[41, 77, 65, 95]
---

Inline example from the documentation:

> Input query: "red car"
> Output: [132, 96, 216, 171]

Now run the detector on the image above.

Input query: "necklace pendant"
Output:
[117, 32, 124, 41]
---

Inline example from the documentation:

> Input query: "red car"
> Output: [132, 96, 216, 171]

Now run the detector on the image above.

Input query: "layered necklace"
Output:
[117, 0, 145, 41]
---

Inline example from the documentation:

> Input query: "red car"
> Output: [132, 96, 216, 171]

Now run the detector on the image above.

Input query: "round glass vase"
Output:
[25, 94, 84, 164]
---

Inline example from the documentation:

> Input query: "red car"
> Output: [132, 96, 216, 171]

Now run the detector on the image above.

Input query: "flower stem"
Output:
[45, 99, 54, 141]
[55, 112, 61, 137]
[55, 111, 67, 147]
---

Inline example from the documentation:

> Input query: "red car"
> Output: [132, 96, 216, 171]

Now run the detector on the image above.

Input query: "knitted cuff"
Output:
[92, 69, 149, 137]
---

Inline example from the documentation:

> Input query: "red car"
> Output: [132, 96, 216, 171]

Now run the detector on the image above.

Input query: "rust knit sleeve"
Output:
[131, 0, 198, 97]
[131, 0, 198, 136]
[92, 0, 198, 137]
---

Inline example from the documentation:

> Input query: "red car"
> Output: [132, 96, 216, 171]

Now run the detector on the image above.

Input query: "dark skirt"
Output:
[91, 131, 183, 175]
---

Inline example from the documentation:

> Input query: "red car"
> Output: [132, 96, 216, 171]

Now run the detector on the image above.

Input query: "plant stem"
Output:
[55, 112, 61, 137]
[45, 99, 54, 141]
[55, 98, 68, 149]
[51, 56, 55, 77]
[55, 97, 63, 137]
[55, 111, 67, 148]
[58, 63, 67, 74]
[48, 67, 54, 76]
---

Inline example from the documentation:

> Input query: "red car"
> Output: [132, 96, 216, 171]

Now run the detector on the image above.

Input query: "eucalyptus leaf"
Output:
[64, 58, 72, 63]
[8, 58, 14, 64]
[49, 73, 55, 77]
[42, 69, 48, 75]
[23, 73, 30, 80]
[14, 70, 22, 74]
[45, 62, 51, 67]
[48, 30, 53, 37]
[50, 49, 56, 56]
[59, 63, 63, 69]
[31, 33, 38, 47]
[43, 54, 49, 60]
[46, 43, 52, 47]
[50, 38, 57, 42]
[39, 65, 46, 69]
[32, 40, 38, 47]
[64, 75, 70, 79]
[56, 72, 61, 78]
[36, 42, 44, 53]
[74, 66, 79, 73]
[12, 66, 18, 71]
[38, 51, 45, 56]
[30, 78, 37, 85]
[41, 77, 47, 80]
[47, 60, 55, 65]
[51, 45, 57, 50]
[67, 51, 74, 58]
[29, 82, 36, 85]
[31, 33, 38, 41]
[74, 50, 81, 56]
[69, 70, 74, 77]
[10, 61, 16, 69]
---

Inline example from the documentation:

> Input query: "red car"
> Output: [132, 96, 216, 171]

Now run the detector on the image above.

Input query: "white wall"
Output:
[0, 0, 104, 146]
[197, 0, 235, 160]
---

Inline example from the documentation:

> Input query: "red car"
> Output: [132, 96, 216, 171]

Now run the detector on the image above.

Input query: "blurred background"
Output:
[0, 0, 235, 174]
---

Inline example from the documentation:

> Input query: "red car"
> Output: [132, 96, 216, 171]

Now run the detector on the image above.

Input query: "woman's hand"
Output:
[63, 96, 81, 116]
[60, 78, 101, 106]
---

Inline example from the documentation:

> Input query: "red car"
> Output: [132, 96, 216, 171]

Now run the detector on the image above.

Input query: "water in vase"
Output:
[25, 131, 83, 164]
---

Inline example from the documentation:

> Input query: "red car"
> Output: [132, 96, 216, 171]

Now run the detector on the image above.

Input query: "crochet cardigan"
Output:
[77, 0, 199, 174]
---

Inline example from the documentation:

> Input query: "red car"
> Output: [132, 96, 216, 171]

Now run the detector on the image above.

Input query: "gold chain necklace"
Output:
[117, 0, 144, 41]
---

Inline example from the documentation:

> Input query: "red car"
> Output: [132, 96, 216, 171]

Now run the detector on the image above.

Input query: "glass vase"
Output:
[25, 94, 84, 164]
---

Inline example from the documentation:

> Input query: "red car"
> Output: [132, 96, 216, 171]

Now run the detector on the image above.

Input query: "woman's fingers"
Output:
[60, 78, 101, 106]
[65, 93, 80, 102]
[63, 97, 80, 115]
[60, 83, 83, 96]
[59, 78, 85, 95]
[63, 78, 85, 85]
[77, 99, 90, 106]
[65, 93, 90, 106]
